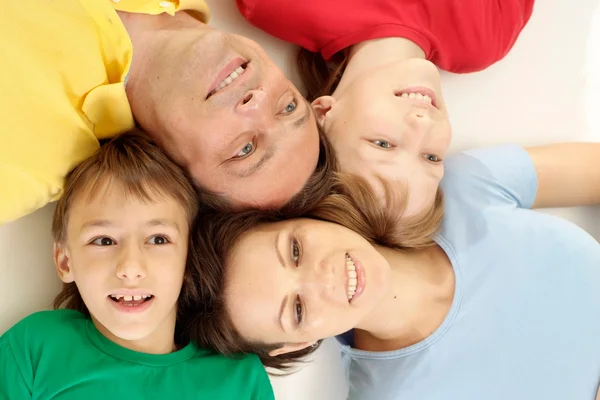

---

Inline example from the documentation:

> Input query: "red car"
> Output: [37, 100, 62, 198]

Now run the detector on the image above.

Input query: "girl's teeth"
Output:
[123, 295, 133, 301]
[399, 92, 433, 105]
[133, 295, 142, 301]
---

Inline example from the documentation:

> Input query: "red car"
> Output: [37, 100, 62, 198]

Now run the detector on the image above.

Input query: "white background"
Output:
[1, 1, 599, 399]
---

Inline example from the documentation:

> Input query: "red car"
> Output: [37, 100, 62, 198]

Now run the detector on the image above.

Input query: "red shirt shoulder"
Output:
[237, 0, 534, 73]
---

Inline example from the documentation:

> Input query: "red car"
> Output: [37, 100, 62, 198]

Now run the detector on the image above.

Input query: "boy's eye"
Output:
[423, 154, 441, 163]
[372, 140, 393, 149]
[147, 235, 169, 245]
[92, 237, 115, 246]
[294, 295, 304, 325]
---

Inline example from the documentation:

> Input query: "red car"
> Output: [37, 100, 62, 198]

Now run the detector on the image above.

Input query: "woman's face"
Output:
[225, 218, 392, 351]
[315, 59, 452, 216]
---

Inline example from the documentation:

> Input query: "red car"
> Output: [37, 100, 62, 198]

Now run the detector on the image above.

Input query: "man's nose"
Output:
[235, 88, 269, 115]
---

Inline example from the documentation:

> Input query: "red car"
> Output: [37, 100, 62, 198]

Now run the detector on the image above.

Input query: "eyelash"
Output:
[291, 236, 304, 325]
[372, 140, 394, 149]
[234, 141, 255, 159]
[423, 154, 442, 163]
[282, 97, 298, 115]
[89, 235, 171, 246]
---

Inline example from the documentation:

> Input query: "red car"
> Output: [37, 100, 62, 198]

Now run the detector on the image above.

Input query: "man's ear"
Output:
[54, 243, 75, 283]
[268, 342, 316, 357]
[311, 96, 336, 126]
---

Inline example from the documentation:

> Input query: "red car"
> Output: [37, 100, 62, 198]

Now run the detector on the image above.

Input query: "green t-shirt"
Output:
[0, 310, 274, 399]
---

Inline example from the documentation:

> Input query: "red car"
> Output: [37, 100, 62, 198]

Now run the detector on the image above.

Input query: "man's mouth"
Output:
[206, 62, 249, 99]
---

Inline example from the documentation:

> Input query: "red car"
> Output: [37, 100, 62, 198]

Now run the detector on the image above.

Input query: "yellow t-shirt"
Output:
[0, 0, 209, 224]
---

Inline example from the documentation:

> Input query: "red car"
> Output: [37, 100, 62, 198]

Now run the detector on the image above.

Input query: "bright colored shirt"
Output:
[0, 309, 274, 399]
[237, 0, 534, 70]
[0, 0, 209, 224]
[337, 145, 600, 400]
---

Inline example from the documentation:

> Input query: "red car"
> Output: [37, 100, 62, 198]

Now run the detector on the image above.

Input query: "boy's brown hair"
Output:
[185, 172, 444, 371]
[52, 130, 200, 335]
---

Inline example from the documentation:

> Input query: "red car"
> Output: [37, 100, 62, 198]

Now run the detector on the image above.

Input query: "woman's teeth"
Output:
[346, 254, 357, 300]
[214, 65, 246, 93]
[399, 92, 433, 105]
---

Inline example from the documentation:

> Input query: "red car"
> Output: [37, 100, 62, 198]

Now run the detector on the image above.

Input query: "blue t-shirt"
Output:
[337, 145, 600, 400]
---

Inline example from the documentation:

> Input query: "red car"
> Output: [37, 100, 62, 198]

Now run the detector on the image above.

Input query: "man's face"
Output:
[154, 31, 320, 209]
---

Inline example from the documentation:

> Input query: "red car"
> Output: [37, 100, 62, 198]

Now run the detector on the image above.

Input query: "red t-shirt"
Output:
[237, 0, 534, 73]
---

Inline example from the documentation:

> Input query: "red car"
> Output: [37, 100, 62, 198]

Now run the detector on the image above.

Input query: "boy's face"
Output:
[55, 183, 189, 353]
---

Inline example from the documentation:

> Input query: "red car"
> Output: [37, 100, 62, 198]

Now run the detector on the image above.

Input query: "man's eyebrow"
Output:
[235, 146, 275, 178]
[293, 100, 312, 128]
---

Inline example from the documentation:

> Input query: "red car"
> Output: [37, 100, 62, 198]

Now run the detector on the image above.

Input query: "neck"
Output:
[92, 314, 178, 355]
[117, 11, 211, 134]
[355, 244, 454, 349]
[333, 38, 426, 98]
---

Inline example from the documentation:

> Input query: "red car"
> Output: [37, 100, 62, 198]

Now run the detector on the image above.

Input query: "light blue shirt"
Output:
[337, 145, 600, 400]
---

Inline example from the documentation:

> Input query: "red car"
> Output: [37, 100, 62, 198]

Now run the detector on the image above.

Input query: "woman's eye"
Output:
[91, 237, 115, 246]
[372, 140, 393, 149]
[424, 154, 441, 163]
[147, 235, 169, 245]
[294, 295, 304, 325]
[291, 238, 300, 265]
[282, 99, 297, 115]
[235, 142, 254, 158]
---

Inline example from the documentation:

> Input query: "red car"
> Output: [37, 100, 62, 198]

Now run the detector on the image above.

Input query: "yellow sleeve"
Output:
[0, 163, 60, 225]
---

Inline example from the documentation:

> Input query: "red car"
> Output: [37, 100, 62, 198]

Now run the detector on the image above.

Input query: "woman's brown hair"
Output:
[52, 130, 200, 343]
[184, 173, 444, 371]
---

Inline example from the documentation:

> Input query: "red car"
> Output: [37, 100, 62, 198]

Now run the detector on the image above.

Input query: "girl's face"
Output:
[224, 218, 392, 353]
[314, 59, 452, 216]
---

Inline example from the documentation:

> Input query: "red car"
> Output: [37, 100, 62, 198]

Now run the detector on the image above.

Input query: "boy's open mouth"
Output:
[108, 294, 154, 307]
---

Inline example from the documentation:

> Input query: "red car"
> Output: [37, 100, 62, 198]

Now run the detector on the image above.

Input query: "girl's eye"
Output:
[147, 235, 169, 245]
[291, 238, 301, 265]
[235, 142, 254, 158]
[372, 140, 393, 149]
[424, 154, 441, 163]
[294, 295, 304, 325]
[92, 237, 115, 246]
[282, 99, 297, 115]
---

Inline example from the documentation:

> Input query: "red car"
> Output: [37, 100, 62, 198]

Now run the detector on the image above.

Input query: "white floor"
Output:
[1, 1, 599, 399]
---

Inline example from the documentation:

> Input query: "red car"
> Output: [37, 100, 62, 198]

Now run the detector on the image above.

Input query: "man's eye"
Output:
[147, 235, 169, 245]
[424, 154, 441, 163]
[282, 99, 297, 114]
[372, 140, 393, 149]
[91, 237, 115, 246]
[235, 142, 254, 158]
